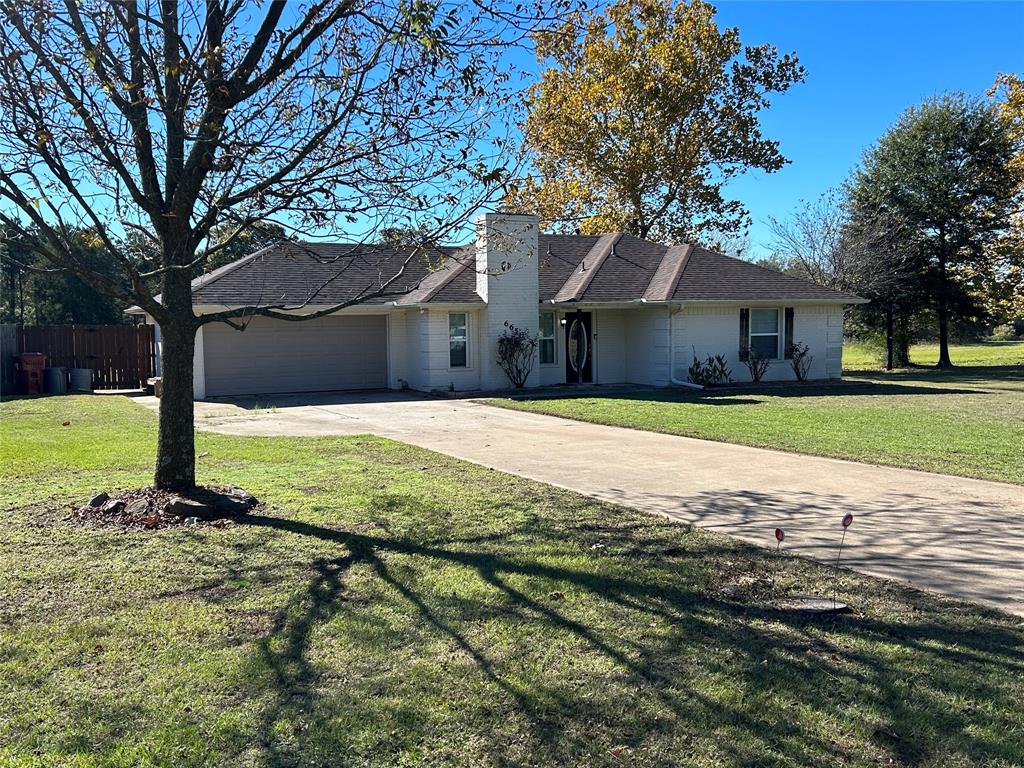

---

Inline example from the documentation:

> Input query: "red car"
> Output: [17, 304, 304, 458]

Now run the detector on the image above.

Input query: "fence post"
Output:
[0, 323, 21, 396]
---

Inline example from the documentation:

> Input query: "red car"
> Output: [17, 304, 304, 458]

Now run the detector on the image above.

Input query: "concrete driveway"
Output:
[163, 391, 1024, 615]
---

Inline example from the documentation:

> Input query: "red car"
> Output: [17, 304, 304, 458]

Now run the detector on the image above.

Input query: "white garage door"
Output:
[203, 315, 387, 396]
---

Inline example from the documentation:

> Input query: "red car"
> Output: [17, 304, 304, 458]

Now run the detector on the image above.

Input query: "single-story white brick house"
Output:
[130, 213, 864, 398]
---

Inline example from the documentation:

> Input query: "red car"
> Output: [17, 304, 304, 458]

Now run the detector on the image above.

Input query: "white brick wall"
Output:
[625, 307, 671, 386]
[387, 312, 407, 389]
[421, 308, 483, 392]
[537, 308, 566, 386]
[671, 304, 846, 383]
[826, 309, 844, 378]
[193, 325, 206, 399]
[594, 309, 627, 383]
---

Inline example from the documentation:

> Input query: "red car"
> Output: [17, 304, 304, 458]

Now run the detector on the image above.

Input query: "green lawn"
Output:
[491, 342, 1024, 485]
[842, 340, 1024, 370]
[1, 396, 1023, 767]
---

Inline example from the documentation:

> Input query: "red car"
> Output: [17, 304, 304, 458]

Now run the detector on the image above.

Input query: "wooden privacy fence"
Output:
[0, 324, 16, 394]
[7, 324, 156, 390]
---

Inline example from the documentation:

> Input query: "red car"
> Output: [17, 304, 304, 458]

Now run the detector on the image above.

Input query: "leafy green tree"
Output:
[509, 0, 804, 244]
[1, 228, 126, 324]
[848, 93, 1024, 367]
[0, 228, 31, 323]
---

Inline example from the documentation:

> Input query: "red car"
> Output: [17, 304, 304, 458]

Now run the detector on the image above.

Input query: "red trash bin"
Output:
[16, 352, 47, 395]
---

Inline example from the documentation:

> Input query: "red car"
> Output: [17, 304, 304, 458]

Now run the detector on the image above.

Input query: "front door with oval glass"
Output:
[565, 311, 593, 383]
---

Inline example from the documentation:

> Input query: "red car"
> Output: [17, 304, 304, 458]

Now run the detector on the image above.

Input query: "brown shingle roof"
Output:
[394, 250, 475, 306]
[174, 234, 861, 310]
[552, 233, 621, 302]
[188, 242, 480, 307]
[536, 234, 600, 301]
[670, 248, 863, 303]
[644, 244, 692, 301]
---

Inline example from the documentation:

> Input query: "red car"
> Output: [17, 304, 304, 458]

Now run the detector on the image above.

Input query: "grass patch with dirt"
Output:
[490, 342, 1024, 485]
[1, 395, 1023, 767]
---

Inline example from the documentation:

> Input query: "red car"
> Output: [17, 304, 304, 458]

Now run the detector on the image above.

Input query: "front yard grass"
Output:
[491, 342, 1024, 485]
[1, 395, 1023, 767]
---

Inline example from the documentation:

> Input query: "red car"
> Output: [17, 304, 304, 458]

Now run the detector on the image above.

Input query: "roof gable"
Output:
[644, 244, 692, 301]
[552, 233, 621, 302]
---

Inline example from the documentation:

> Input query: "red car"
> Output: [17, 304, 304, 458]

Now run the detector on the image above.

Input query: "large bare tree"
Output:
[767, 190, 924, 370]
[766, 191, 852, 290]
[0, 0, 568, 490]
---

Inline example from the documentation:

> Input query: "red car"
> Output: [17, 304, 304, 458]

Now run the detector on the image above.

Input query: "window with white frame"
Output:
[538, 312, 556, 364]
[749, 308, 780, 359]
[448, 312, 468, 368]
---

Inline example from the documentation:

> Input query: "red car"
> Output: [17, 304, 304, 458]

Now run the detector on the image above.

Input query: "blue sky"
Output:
[709, 1, 1023, 258]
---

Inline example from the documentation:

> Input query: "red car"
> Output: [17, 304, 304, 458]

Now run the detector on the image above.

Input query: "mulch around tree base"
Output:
[66, 485, 264, 531]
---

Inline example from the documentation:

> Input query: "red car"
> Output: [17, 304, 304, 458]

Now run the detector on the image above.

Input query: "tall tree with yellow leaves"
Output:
[509, 0, 804, 245]
[982, 74, 1024, 325]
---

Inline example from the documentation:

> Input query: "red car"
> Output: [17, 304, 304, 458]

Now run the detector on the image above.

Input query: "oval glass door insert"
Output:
[568, 318, 587, 373]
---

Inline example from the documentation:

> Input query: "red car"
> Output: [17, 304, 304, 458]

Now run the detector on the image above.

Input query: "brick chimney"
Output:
[475, 213, 540, 389]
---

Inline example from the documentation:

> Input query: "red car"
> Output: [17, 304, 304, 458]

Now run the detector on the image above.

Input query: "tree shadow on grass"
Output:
[845, 364, 1024, 387]
[508, 379, 992, 407]
[235, 512, 1024, 768]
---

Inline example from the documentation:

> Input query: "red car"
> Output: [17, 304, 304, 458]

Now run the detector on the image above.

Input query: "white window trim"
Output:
[749, 307, 781, 360]
[538, 311, 558, 366]
[448, 311, 470, 370]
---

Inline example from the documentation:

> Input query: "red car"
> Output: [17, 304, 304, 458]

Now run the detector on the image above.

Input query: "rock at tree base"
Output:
[226, 487, 255, 503]
[125, 498, 149, 517]
[203, 485, 259, 515]
[171, 486, 260, 518]
[168, 496, 214, 519]
[68, 485, 263, 531]
[99, 499, 125, 515]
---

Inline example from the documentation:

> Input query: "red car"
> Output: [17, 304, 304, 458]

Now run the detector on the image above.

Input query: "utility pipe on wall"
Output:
[663, 302, 703, 390]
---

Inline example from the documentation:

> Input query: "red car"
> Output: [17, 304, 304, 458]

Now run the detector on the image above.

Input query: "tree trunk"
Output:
[885, 306, 894, 371]
[936, 298, 953, 368]
[154, 320, 197, 491]
[893, 315, 911, 367]
[935, 246, 953, 369]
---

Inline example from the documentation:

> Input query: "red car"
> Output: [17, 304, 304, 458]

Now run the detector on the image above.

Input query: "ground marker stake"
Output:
[771, 527, 785, 590]
[833, 513, 854, 608]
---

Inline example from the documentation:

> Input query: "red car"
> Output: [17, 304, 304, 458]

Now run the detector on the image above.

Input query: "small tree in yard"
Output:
[0, 0, 573, 491]
[496, 322, 538, 389]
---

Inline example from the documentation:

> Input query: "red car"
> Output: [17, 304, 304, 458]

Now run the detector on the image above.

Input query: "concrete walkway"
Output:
[154, 391, 1024, 615]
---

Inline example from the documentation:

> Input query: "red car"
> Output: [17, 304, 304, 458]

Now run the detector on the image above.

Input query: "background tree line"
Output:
[1, 221, 285, 325]
[761, 78, 1023, 369]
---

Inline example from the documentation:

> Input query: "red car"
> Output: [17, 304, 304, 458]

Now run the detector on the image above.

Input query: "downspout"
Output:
[661, 301, 703, 390]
